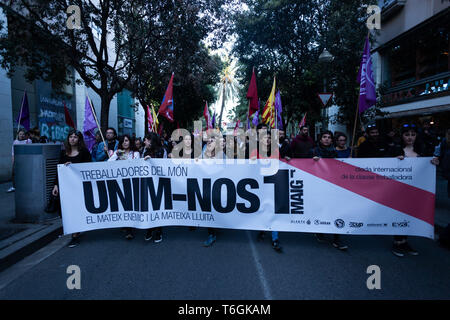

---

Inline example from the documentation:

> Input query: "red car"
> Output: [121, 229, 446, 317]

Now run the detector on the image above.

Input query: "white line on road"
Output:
[0, 236, 70, 291]
[246, 231, 273, 300]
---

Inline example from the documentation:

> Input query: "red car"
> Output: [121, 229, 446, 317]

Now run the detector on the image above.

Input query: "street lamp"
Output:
[318, 48, 334, 91]
[318, 48, 334, 136]
[318, 48, 334, 64]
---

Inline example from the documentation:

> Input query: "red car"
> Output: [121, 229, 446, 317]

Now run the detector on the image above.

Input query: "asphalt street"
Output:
[0, 226, 449, 300]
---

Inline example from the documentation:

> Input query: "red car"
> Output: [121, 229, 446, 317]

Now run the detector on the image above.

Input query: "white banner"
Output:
[58, 158, 436, 238]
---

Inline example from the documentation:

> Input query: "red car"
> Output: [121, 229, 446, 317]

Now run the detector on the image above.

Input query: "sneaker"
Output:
[315, 233, 327, 243]
[402, 242, 418, 256]
[67, 237, 80, 248]
[272, 240, 282, 252]
[257, 231, 265, 242]
[392, 242, 405, 257]
[6, 187, 15, 193]
[144, 230, 153, 241]
[332, 240, 348, 250]
[153, 232, 162, 243]
[203, 234, 216, 247]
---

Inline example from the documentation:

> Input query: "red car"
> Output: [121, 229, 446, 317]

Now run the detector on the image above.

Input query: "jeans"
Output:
[271, 231, 278, 241]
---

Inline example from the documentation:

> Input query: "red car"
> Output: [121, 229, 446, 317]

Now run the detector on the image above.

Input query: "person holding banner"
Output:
[251, 130, 283, 253]
[143, 132, 166, 243]
[312, 130, 348, 251]
[108, 134, 140, 239]
[390, 124, 429, 257]
[201, 136, 220, 247]
[52, 129, 92, 248]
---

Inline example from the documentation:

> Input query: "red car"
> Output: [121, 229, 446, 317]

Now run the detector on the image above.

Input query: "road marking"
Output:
[246, 231, 273, 300]
[0, 236, 69, 291]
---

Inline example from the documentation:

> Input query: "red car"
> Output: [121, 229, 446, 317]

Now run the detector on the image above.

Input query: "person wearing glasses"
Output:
[52, 129, 92, 248]
[335, 132, 353, 158]
[390, 124, 435, 257]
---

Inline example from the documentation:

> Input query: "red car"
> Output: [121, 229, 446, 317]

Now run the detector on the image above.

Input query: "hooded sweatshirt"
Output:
[290, 134, 314, 158]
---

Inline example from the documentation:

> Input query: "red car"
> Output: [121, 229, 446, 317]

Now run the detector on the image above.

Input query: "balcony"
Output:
[380, 71, 450, 107]
[381, 0, 407, 22]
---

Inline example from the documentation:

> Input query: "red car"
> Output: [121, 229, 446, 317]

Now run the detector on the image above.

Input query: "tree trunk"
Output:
[100, 95, 112, 132]
[218, 84, 226, 130]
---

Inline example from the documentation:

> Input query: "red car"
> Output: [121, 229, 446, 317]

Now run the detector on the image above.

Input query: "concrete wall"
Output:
[0, 8, 13, 182]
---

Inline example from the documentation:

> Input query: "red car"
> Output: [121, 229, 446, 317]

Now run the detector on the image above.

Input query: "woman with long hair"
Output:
[143, 133, 166, 243]
[109, 134, 140, 161]
[52, 129, 92, 248]
[391, 124, 432, 257]
[108, 134, 140, 239]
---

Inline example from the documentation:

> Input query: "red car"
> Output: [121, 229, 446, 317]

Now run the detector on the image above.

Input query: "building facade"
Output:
[373, 0, 450, 132]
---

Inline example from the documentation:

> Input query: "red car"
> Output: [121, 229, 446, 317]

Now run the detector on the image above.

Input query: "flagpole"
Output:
[350, 30, 371, 158]
[87, 94, 109, 159]
[17, 90, 25, 135]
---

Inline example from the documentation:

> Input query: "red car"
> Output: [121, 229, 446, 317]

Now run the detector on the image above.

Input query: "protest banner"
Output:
[58, 158, 435, 238]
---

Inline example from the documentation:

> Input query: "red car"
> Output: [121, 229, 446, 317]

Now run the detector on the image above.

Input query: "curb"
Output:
[0, 221, 62, 273]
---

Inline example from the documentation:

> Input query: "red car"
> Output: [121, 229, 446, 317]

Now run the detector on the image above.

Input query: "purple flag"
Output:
[357, 36, 376, 114]
[275, 91, 283, 130]
[252, 110, 259, 126]
[16, 91, 30, 131]
[83, 96, 98, 152]
[211, 112, 216, 128]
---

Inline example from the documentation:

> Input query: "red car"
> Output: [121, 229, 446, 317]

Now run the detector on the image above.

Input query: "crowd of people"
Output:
[9, 122, 450, 256]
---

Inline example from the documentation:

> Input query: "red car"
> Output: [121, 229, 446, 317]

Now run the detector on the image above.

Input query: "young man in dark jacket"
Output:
[291, 126, 314, 158]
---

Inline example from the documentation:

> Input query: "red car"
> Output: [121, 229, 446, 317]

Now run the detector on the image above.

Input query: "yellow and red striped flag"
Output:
[262, 77, 276, 128]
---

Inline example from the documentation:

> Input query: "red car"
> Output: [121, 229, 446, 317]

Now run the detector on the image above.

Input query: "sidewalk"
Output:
[0, 182, 63, 272]
[0, 172, 449, 272]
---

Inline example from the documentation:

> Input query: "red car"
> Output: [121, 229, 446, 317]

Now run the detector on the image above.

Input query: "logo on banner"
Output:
[314, 219, 331, 226]
[349, 222, 364, 228]
[392, 221, 410, 228]
[334, 219, 345, 229]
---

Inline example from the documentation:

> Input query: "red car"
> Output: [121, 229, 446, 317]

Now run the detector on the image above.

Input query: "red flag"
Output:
[233, 119, 241, 135]
[159, 73, 174, 122]
[246, 69, 258, 117]
[158, 121, 164, 135]
[203, 101, 212, 129]
[299, 112, 307, 128]
[64, 101, 75, 128]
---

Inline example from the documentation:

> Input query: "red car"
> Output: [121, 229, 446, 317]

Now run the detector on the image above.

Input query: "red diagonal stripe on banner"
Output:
[282, 159, 435, 226]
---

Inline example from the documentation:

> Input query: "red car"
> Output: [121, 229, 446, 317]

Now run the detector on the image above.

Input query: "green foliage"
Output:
[232, 0, 378, 132]
[0, 0, 230, 129]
